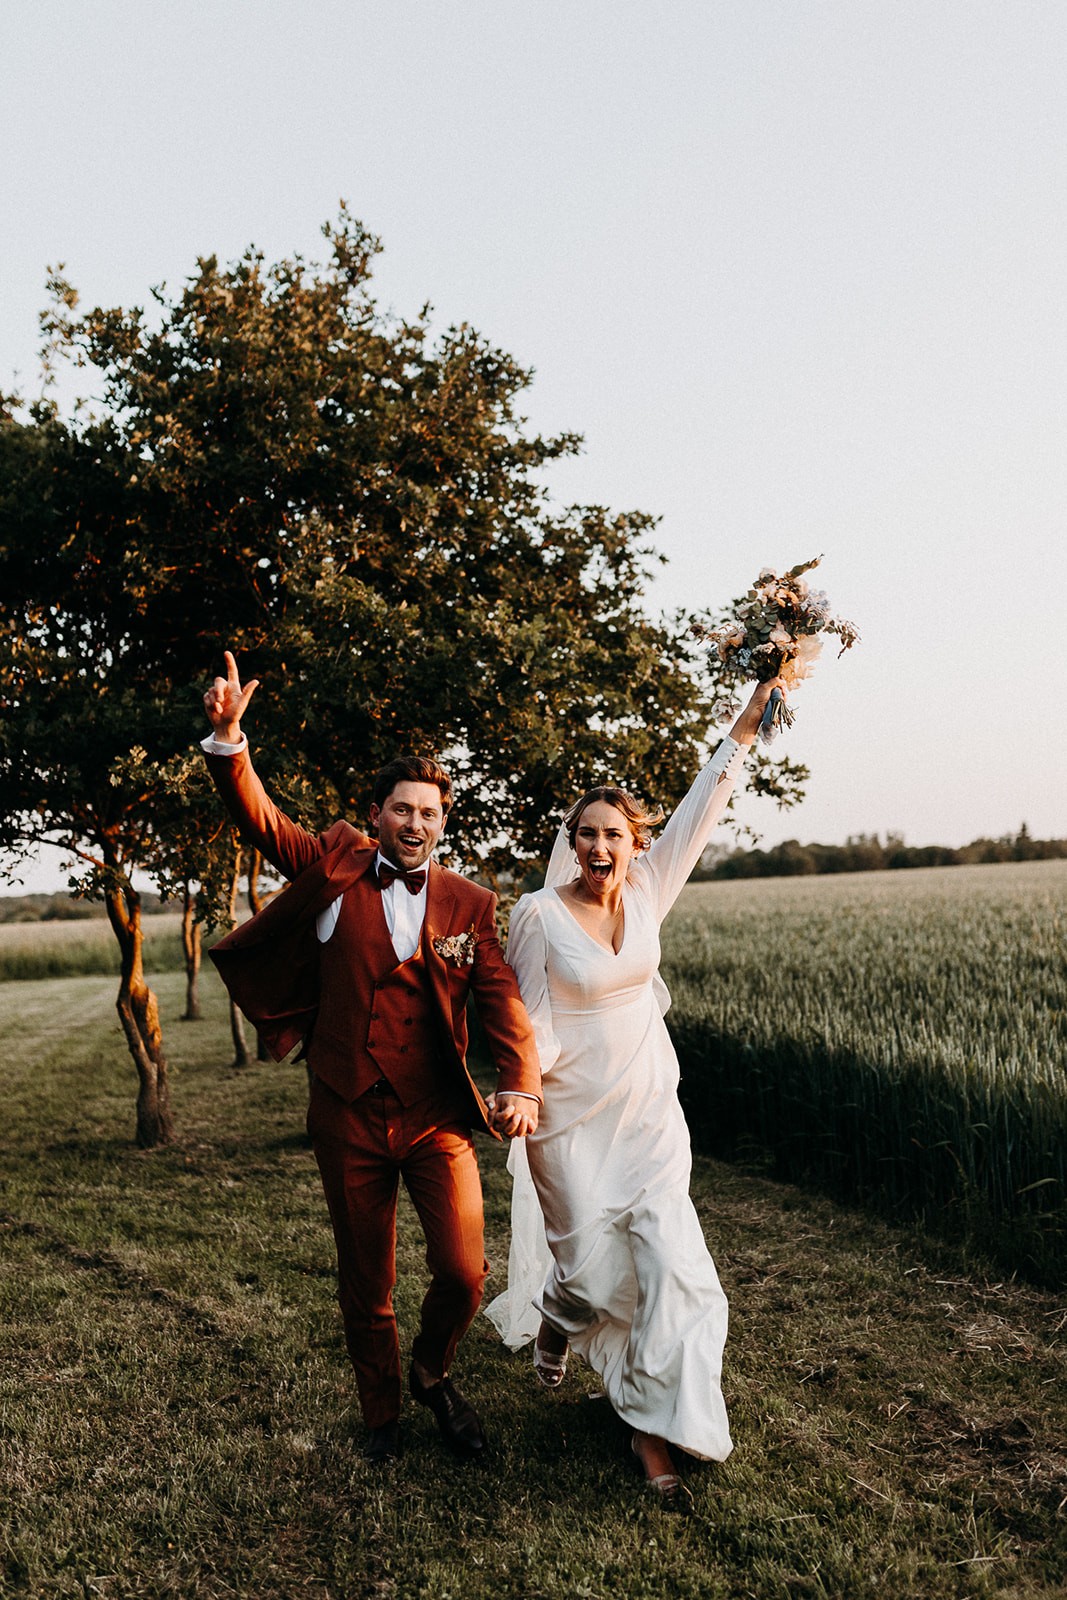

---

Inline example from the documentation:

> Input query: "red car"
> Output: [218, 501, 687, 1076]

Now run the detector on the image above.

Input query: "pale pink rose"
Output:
[780, 634, 823, 686]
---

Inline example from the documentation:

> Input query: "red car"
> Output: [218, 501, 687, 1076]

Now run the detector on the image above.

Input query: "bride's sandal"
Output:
[631, 1433, 692, 1512]
[533, 1320, 569, 1389]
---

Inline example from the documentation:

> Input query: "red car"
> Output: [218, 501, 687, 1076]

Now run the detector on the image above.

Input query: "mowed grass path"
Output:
[1, 971, 1064, 1599]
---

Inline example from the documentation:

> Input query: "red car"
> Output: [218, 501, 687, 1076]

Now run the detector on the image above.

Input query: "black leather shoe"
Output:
[409, 1365, 486, 1459]
[363, 1421, 402, 1466]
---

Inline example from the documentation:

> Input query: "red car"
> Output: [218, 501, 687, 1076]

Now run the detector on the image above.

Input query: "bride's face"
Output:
[573, 800, 638, 896]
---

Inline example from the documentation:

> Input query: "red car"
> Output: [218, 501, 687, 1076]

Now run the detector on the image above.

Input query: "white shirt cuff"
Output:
[200, 732, 248, 755]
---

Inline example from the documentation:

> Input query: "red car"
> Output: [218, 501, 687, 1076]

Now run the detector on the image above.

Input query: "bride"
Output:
[486, 678, 781, 1506]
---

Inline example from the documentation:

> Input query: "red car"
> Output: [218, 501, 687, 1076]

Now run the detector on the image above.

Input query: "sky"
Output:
[3, 0, 1065, 891]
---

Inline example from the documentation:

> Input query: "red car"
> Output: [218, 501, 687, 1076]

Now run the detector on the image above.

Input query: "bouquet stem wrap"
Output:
[759, 686, 794, 745]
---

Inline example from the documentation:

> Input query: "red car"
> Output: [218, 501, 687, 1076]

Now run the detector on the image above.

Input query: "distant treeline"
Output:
[0, 891, 170, 924]
[698, 825, 1067, 880]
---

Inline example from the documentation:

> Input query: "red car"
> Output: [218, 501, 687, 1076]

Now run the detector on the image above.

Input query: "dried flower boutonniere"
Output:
[432, 924, 478, 966]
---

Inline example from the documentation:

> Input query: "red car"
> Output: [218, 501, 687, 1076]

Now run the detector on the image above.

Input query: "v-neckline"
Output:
[551, 886, 626, 957]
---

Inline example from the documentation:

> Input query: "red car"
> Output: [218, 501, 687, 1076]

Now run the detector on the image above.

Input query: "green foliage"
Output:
[663, 860, 1067, 1285]
[2, 210, 783, 901]
[0, 395, 234, 909]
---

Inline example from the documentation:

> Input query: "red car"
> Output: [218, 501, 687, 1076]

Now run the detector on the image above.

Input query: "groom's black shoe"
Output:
[409, 1364, 486, 1460]
[363, 1420, 402, 1466]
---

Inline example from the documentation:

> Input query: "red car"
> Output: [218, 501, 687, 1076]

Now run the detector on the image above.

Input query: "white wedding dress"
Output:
[485, 736, 748, 1460]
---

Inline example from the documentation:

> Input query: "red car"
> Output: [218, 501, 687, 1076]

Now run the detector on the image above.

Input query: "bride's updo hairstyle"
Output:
[563, 787, 666, 854]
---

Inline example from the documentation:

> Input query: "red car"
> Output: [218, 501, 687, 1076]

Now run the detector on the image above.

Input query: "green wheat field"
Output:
[665, 859, 1067, 1284]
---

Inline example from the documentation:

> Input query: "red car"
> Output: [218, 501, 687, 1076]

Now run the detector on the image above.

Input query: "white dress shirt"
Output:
[316, 851, 427, 959]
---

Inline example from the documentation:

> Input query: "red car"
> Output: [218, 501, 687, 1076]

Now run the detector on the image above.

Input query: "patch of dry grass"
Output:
[0, 912, 186, 980]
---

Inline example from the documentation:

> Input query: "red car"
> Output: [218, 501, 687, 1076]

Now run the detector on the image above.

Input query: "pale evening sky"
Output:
[2, 0, 1065, 891]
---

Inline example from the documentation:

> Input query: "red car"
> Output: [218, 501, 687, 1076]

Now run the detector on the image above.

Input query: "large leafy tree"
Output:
[0, 211, 802, 1146]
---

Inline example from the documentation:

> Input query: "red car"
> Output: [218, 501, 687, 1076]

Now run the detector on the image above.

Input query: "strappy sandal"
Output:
[533, 1321, 569, 1389]
[631, 1434, 692, 1512]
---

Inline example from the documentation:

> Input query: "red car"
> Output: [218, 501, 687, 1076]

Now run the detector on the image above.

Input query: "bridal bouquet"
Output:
[692, 556, 859, 742]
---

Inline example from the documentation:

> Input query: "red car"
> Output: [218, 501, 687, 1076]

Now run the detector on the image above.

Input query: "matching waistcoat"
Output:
[310, 876, 459, 1108]
[362, 949, 445, 1102]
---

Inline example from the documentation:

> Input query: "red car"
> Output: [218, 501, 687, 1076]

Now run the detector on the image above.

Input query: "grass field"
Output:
[0, 912, 187, 981]
[663, 860, 1067, 1283]
[1, 970, 1064, 1599]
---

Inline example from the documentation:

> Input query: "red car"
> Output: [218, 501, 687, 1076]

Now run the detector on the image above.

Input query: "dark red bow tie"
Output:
[378, 862, 427, 895]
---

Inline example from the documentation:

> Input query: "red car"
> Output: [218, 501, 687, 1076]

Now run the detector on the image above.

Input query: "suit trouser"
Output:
[307, 1074, 489, 1429]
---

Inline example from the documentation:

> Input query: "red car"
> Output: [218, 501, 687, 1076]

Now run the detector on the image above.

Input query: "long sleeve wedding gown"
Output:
[485, 736, 748, 1460]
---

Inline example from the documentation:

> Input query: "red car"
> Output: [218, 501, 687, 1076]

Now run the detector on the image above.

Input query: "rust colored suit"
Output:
[205, 745, 541, 1426]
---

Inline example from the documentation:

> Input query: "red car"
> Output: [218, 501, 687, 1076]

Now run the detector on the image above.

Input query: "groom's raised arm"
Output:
[201, 650, 327, 881]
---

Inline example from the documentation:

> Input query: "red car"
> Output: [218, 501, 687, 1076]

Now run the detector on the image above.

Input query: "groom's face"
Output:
[370, 781, 447, 870]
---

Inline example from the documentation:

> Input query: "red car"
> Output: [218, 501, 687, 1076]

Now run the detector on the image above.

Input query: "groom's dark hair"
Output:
[372, 755, 454, 814]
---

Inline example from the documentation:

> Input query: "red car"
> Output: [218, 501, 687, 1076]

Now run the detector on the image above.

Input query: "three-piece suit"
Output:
[204, 741, 541, 1427]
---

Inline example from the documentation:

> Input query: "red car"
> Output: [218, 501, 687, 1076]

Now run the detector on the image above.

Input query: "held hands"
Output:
[204, 650, 260, 744]
[486, 1092, 539, 1139]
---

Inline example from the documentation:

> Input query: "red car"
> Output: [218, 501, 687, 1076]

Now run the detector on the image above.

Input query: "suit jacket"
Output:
[205, 745, 541, 1136]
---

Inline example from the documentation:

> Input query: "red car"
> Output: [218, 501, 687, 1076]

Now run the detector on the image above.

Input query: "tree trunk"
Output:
[227, 842, 250, 1068]
[230, 997, 250, 1068]
[106, 884, 175, 1149]
[180, 882, 202, 1021]
[247, 849, 270, 1061]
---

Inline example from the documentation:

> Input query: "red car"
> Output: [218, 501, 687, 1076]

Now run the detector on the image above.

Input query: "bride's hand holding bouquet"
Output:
[729, 675, 790, 747]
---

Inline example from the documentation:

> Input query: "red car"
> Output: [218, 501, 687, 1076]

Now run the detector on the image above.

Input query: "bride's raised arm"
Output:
[638, 678, 783, 922]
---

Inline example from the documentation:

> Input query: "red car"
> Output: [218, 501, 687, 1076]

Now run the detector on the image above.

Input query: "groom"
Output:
[202, 652, 542, 1466]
